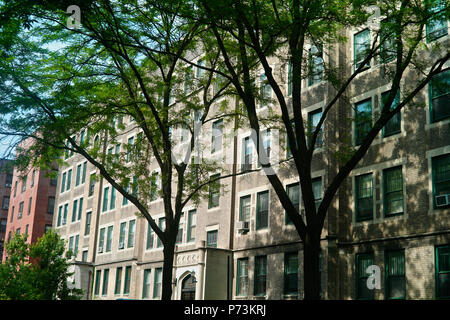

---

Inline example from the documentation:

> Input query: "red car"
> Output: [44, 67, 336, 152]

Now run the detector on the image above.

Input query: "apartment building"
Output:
[0, 159, 13, 258]
[1, 138, 57, 262]
[53, 12, 449, 300]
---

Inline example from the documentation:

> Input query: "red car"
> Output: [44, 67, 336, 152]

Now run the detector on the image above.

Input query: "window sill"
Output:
[425, 118, 450, 131]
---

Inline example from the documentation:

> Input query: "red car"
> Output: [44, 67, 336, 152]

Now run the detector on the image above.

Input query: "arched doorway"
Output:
[180, 274, 196, 300]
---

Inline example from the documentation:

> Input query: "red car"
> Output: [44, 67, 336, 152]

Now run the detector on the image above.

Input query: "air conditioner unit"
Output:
[436, 194, 450, 207]
[236, 221, 249, 233]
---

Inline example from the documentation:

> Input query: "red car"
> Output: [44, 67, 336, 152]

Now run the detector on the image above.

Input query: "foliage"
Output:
[0, 230, 83, 300]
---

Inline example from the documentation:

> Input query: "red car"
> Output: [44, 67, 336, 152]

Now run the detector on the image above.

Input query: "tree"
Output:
[0, 230, 83, 300]
[0, 0, 242, 300]
[191, 0, 450, 299]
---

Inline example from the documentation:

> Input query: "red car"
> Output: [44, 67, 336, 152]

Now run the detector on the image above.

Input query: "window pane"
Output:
[382, 91, 401, 136]
[355, 99, 372, 145]
[430, 70, 450, 122]
[354, 29, 371, 69]
[240, 196, 251, 222]
[256, 191, 269, 229]
[384, 167, 404, 216]
[356, 173, 373, 221]
[356, 253, 374, 300]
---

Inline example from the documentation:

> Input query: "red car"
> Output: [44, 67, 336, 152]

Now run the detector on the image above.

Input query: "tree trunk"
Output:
[303, 232, 321, 300]
[161, 241, 175, 300]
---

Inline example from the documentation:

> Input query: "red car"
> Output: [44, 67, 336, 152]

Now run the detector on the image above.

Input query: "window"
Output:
[85, 211, 92, 235]
[50, 169, 58, 186]
[47, 196, 55, 214]
[308, 45, 323, 86]
[153, 268, 162, 299]
[2, 196, 9, 210]
[184, 65, 194, 94]
[286, 119, 297, 158]
[21, 176, 27, 193]
[211, 120, 223, 154]
[18, 201, 23, 219]
[126, 137, 134, 162]
[76, 164, 82, 186]
[57, 206, 62, 226]
[142, 269, 152, 299]
[63, 203, 68, 225]
[176, 213, 184, 244]
[426, 0, 448, 42]
[0, 219, 6, 233]
[429, 69, 450, 123]
[71, 199, 78, 222]
[256, 191, 269, 230]
[284, 252, 298, 295]
[355, 173, 374, 222]
[206, 230, 218, 248]
[236, 258, 249, 296]
[94, 270, 101, 296]
[187, 210, 196, 242]
[239, 195, 251, 223]
[208, 174, 220, 209]
[436, 245, 450, 299]
[354, 99, 372, 146]
[150, 172, 159, 201]
[132, 176, 138, 198]
[356, 253, 374, 300]
[66, 169, 72, 191]
[383, 166, 404, 217]
[102, 269, 109, 296]
[5, 174, 12, 188]
[258, 130, 271, 167]
[127, 219, 136, 248]
[115, 267, 123, 295]
[82, 250, 88, 262]
[354, 29, 371, 70]
[123, 183, 130, 206]
[106, 226, 113, 252]
[380, 18, 397, 63]
[254, 255, 267, 296]
[119, 222, 126, 249]
[89, 174, 96, 197]
[241, 136, 252, 172]
[385, 250, 405, 300]
[382, 90, 401, 137]
[312, 177, 323, 211]
[196, 59, 205, 78]
[432, 153, 450, 209]
[146, 223, 154, 249]
[308, 109, 323, 149]
[61, 172, 66, 193]
[14, 180, 17, 197]
[82, 162, 87, 184]
[78, 197, 83, 221]
[259, 73, 271, 108]
[286, 183, 300, 225]
[124, 266, 131, 295]
[287, 62, 293, 96]
[31, 170, 36, 187]
[98, 228, 105, 253]
[157, 218, 165, 248]
[102, 187, 109, 212]
[110, 187, 116, 210]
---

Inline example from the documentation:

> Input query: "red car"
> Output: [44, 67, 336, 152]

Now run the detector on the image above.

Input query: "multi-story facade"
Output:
[2, 138, 57, 262]
[53, 15, 449, 300]
[0, 159, 13, 258]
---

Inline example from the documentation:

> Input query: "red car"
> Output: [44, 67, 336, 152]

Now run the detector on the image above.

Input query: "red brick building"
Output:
[2, 139, 57, 262]
[0, 159, 13, 259]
